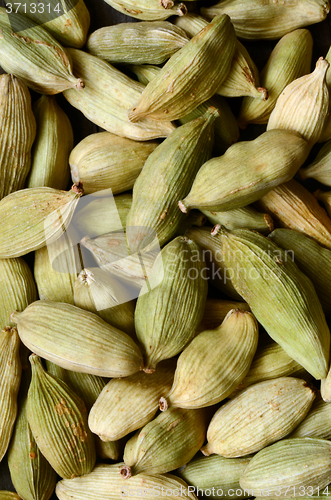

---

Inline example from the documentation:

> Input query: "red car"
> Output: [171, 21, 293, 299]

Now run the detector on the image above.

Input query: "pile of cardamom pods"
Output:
[1, 1, 331, 499]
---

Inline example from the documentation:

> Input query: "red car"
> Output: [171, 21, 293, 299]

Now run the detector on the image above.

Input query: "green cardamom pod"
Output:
[99, 0, 187, 21]
[300, 139, 331, 185]
[201, 206, 273, 233]
[290, 394, 331, 439]
[198, 298, 250, 334]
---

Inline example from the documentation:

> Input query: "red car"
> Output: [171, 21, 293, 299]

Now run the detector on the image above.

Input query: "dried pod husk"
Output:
[27, 354, 96, 479]
[201, 206, 273, 233]
[178, 455, 251, 500]
[238, 29, 313, 127]
[73, 193, 132, 239]
[0, 75, 36, 200]
[87, 22, 189, 65]
[134, 236, 208, 372]
[89, 360, 175, 441]
[34, 229, 81, 304]
[201, 0, 330, 39]
[63, 49, 175, 141]
[80, 232, 157, 291]
[162, 309, 258, 409]
[216, 227, 330, 380]
[0, 184, 83, 259]
[197, 298, 250, 334]
[56, 463, 198, 500]
[27, 95, 73, 190]
[129, 64, 239, 153]
[128, 15, 236, 123]
[269, 228, 331, 316]
[0, 8, 84, 94]
[121, 406, 207, 477]
[239, 437, 331, 497]
[267, 58, 329, 145]
[0, 258, 37, 330]
[202, 377, 315, 458]
[99, 0, 187, 21]
[257, 179, 331, 250]
[0, 326, 21, 462]
[179, 130, 311, 213]
[233, 341, 309, 393]
[300, 139, 331, 184]
[74, 267, 135, 337]
[126, 107, 218, 253]
[69, 131, 158, 195]
[185, 227, 241, 299]
[315, 189, 331, 218]
[0, 493, 22, 500]
[23, 0, 90, 48]
[12, 300, 143, 377]
[290, 395, 331, 439]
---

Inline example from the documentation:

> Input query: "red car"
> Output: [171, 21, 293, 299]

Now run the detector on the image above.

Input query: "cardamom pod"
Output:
[0, 493, 21, 500]
[0, 8, 84, 93]
[0, 74, 36, 199]
[315, 189, 331, 218]
[201, 0, 330, 39]
[290, 395, 331, 439]
[198, 298, 250, 333]
[179, 130, 310, 213]
[319, 45, 331, 143]
[87, 22, 189, 65]
[257, 179, 331, 250]
[201, 206, 273, 233]
[267, 58, 329, 145]
[238, 29, 313, 127]
[161, 309, 258, 409]
[215, 227, 330, 379]
[202, 377, 315, 458]
[128, 15, 236, 122]
[0, 183, 83, 259]
[134, 236, 208, 372]
[239, 438, 331, 497]
[27, 354, 96, 479]
[126, 107, 218, 253]
[99, 0, 187, 20]
[89, 360, 174, 441]
[27, 95, 73, 190]
[300, 139, 331, 185]
[69, 131, 158, 194]
[121, 406, 207, 477]
[11, 300, 143, 377]
[63, 49, 175, 141]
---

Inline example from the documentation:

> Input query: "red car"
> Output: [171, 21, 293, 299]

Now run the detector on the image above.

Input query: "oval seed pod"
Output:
[11, 300, 143, 377]
[63, 49, 175, 141]
[0, 494, 21, 500]
[0, 8, 84, 94]
[161, 309, 258, 410]
[216, 227, 330, 380]
[201, 0, 330, 39]
[27, 354, 96, 480]
[74, 268, 135, 337]
[134, 236, 208, 372]
[99, 0, 187, 20]
[0, 184, 83, 259]
[197, 298, 250, 334]
[202, 377, 315, 458]
[290, 395, 331, 439]
[300, 139, 331, 184]
[69, 132, 158, 195]
[23, 0, 90, 48]
[201, 206, 273, 233]
[89, 360, 175, 441]
[27, 95, 73, 190]
[0, 258, 37, 330]
[121, 406, 207, 477]
[128, 15, 236, 123]
[238, 29, 313, 127]
[257, 179, 331, 250]
[0, 327, 21, 463]
[178, 455, 251, 500]
[267, 58, 329, 145]
[87, 22, 189, 65]
[239, 438, 331, 497]
[315, 189, 331, 218]
[56, 463, 198, 500]
[269, 228, 331, 316]
[0, 74, 36, 200]
[126, 107, 218, 253]
[178, 130, 311, 213]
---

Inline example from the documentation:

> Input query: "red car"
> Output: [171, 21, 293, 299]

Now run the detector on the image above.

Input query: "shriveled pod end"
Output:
[76, 78, 85, 90]
[2, 325, 18, 335]
[28, 352, 42, 369]
[71, 182, 84, 196]
[10, 311, 20, 324]
[143, 366, 156, 374]
[315, 56, 330, 74]
[211, 224, 221, 236]
[128, 107, 142, 123]
[321, 376, 331, 402]
[78, 268, 95, 286]
[159, 0, 174, 8]
[178, 200, 189, 214]
[258, 87, 269, 101]
[200, 444, 212, 457]
[120, 465, 132, 479]
[264, 214, 274, 232]
[159, 397, 169, 412]
[177, 3, 187, 16]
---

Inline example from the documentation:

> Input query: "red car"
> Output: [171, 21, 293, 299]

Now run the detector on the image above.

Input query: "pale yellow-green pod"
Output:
[197, 298, 250, 334]
[0, 493, 22, 500]
[27, 95, 73, 190]
[290, 395, 331, 439]
[300, 139, 331, 185]
[99, 0, 188, 20]
[202, 377, 315, 458]
[201, 205, 273, 233]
